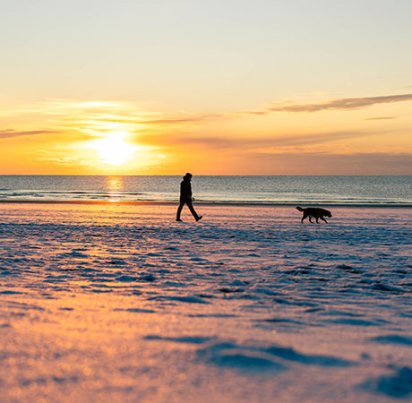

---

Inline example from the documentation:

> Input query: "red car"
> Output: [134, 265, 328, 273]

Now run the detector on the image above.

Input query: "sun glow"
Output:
[92, 131, 136, 166]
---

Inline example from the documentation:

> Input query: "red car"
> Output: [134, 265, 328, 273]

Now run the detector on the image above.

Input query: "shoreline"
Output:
[0, 198, 411, 208]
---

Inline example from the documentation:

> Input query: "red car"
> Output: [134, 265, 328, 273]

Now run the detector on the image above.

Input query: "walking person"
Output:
[176, 173, 202, 222]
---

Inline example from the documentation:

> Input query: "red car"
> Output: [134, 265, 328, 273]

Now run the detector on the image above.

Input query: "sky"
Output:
[1, 0, 411, 175]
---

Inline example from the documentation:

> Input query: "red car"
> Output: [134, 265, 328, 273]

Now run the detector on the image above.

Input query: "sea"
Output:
[0, 176, 411, 206]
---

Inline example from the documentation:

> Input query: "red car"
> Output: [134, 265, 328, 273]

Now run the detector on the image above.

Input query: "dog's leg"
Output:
[301, 216, 305, 224]
[309, 217, 313, 223]
[316, 217, 319, 224]
[321, 217, 328, 223]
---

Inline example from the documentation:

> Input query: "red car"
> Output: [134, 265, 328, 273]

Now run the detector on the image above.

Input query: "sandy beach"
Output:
[1, 203, 411, 402]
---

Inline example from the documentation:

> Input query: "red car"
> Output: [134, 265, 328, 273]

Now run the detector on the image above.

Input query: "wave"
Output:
[0, 176, 411, 206]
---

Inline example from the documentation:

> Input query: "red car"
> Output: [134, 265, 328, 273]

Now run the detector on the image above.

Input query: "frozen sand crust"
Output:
[0, 204, 412, 402]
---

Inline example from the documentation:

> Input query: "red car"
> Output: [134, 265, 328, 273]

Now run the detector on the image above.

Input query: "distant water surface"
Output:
[0, 176, 411, 206]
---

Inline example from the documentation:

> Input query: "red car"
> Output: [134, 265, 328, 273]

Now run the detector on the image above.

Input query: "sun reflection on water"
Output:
[106, 176, 124, 201]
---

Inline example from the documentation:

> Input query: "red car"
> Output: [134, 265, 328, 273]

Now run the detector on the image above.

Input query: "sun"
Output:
[92, 131, 136, 166]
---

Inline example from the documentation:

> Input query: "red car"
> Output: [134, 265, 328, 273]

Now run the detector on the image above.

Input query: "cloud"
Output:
[258, 130, 379, 147]
[58, 112, 220, 131]
[246, 152, 412, 175]
[140, 116, 218, 125]
[241, 94, 412, 115]
[137, 129, 382, 149]
[365, 116, 396, 121]
[0, 129, 56, 139]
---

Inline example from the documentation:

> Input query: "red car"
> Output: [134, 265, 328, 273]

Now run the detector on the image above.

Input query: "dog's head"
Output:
[325, 210, 332, 218]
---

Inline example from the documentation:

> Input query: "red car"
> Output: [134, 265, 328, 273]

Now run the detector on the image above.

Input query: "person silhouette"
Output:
[176, 173, 202, 222]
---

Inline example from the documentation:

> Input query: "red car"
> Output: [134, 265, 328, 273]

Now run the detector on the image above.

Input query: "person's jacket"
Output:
[180, 179, 192, 203]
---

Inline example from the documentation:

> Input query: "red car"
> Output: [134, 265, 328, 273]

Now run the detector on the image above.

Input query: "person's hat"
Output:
[183, 172, 192, 179]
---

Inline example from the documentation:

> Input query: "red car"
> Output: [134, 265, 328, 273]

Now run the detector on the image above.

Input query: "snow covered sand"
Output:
[0, 203, 411, 402]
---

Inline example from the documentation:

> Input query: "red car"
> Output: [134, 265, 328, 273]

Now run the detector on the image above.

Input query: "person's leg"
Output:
[176, 203, 184, 221]
[187, 202, 202, 221]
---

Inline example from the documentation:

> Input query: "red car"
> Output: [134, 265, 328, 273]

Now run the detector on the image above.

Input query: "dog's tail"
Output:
[296, 206, 304, 212]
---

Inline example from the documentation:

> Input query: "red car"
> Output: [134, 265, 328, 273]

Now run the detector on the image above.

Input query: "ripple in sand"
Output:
[197, 341, 353, 373]
[361, 366, 412, 398]
[145, 335, 213, 344]
[370, 335, 412, 347]
[114, 308, 155, 313]
[115, 275, 137, 282]
[264, 345, 354, 367]
[148, 295, 210, 304]
[325, 318, 388, 327]
[197, 342, 285, 373]
[0, 290, 23, 295]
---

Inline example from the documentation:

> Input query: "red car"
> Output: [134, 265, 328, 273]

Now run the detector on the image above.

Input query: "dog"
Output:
[296, 206, 332, 224]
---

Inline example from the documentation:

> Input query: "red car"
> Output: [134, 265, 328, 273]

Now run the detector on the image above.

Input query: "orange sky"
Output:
[1, 97, 411, 175]
[1, 1, 411, 175]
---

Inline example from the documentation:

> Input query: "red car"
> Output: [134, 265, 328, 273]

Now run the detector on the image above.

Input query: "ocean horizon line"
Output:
[1, 174, 411, 177]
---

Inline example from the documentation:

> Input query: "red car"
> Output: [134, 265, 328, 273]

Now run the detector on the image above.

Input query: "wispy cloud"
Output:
[138, 129, 381, 149]
[3, 94, 407, 143]
[246, 152, 412, 175]
[140, 115, 219, 125]
[0, 95, 404, 147]
[258, 130, 379, 147]
[365, 116, 396, 121]
[51, 106, 218, 130]
[241, 94, 412, 115]
[0, 129, 56, 139]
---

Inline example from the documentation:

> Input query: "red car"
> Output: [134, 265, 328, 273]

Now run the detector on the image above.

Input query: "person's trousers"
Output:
[176, 201, 200, 220]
